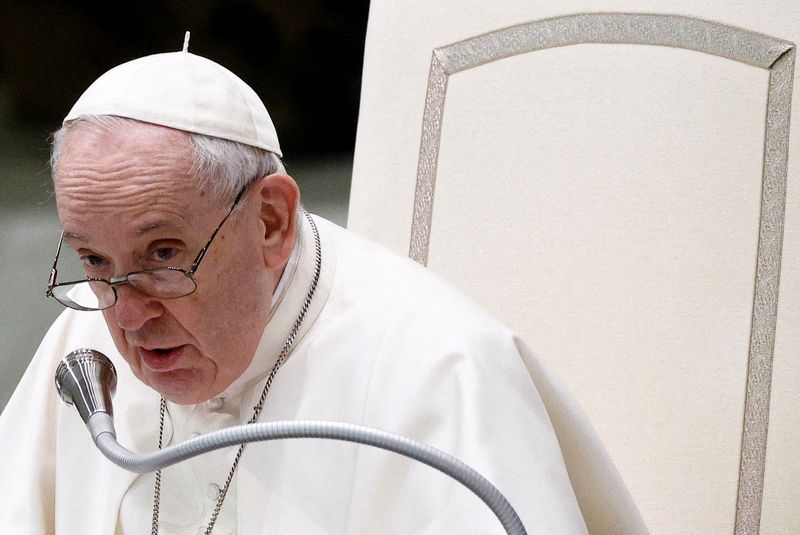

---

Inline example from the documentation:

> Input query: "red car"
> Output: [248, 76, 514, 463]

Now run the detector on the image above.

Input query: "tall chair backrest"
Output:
[348, 2, 799, 534]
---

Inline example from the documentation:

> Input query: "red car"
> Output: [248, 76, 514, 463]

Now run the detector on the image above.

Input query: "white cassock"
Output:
[0, 214, 645, 534]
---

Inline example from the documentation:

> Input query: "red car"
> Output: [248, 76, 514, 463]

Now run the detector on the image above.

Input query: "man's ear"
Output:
[254, 173, 300, 270]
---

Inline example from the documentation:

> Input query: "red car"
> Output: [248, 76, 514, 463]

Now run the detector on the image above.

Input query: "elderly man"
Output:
[0, 47, 640, 534]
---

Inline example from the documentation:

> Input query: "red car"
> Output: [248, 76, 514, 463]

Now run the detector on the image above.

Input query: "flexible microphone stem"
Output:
[89, 413, 526, 535]
[57, 350, 527, 535]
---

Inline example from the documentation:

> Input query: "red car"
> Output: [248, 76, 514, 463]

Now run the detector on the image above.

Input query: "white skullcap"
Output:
[64, 50, 282, 156]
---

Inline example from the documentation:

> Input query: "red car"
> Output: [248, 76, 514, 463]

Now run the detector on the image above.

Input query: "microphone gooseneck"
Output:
[54, 348, 117, 424]
[54, 350, 527, 535]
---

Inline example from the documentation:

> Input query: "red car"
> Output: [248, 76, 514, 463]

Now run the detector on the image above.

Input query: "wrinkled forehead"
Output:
[53, 122, 219, 233]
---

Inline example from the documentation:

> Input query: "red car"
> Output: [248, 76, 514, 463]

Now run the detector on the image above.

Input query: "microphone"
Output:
[53, 349, 526, 534]
[55, 348, 117, 425]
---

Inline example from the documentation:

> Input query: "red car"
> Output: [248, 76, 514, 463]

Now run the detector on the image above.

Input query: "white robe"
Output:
[0, 214, 646, 534]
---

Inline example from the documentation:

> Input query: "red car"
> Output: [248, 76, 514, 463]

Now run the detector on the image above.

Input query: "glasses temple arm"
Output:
[47, 230, 66, 291]
[188, 185, 249, 274]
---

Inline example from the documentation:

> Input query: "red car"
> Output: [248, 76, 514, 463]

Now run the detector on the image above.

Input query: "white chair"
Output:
[348, 2, 800, 534]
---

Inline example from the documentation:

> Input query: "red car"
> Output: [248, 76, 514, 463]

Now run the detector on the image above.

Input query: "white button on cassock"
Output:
[206, 398, 224, 410]
[207, 482, 221, 501]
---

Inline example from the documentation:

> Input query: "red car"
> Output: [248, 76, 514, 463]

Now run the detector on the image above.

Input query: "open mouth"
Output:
[140, 345, 185, 371]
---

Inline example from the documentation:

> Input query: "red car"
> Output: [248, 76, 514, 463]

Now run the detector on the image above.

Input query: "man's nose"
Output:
[111, 284, 163, 330]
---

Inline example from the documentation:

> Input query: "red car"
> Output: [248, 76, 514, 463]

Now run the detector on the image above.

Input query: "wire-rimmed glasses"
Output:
[46, 184, 249, 311]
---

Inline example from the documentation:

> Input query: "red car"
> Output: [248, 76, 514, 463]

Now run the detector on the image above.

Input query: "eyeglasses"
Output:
[46, 184, 249, 311]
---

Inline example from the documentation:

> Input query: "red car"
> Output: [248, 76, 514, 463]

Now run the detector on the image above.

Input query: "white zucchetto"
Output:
[64, 50, 282, 156]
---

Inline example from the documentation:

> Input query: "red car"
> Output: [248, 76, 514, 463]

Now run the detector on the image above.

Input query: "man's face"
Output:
[54, 122, 278, 404]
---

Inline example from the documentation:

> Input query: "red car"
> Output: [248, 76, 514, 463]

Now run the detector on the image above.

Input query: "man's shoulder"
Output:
[316, 216, 514, 343]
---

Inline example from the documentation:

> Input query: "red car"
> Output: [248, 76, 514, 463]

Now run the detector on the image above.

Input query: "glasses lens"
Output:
[52, 280, 116, 311]
[128, 269, 196, 299]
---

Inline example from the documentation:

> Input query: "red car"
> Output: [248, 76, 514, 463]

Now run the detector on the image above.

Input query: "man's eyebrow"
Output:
[135, 221, 186, 237]
[63, 231, 86, 242]
[63, 221, 186, 242]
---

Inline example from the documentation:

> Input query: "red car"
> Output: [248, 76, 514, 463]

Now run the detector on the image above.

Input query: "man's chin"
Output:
[142, 369, 214, 405]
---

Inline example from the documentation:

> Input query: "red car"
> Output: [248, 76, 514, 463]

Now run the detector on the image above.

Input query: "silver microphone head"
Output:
[55, 349, 117, 424]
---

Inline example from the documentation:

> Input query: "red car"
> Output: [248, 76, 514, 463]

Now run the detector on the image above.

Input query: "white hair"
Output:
[50, 115, 286, 202]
